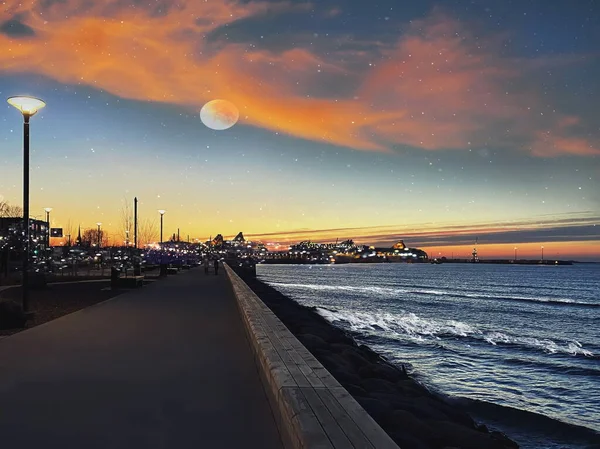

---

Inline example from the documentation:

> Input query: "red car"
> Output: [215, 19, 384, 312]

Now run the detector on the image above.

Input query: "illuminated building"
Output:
[0, 217, 51, 272]
[381, 240, 428, 262]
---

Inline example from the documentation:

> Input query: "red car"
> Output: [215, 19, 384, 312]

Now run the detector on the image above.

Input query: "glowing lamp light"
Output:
[158, 209, 166, 215]
[7, 96, 46, 116]
[44, 207, 53, 213]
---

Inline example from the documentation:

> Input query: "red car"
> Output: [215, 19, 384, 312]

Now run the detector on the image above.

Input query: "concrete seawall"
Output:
[225, 264, 400, 449]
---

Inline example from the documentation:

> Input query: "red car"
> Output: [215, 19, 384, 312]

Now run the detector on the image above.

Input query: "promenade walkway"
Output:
[0, 268, 283, 449]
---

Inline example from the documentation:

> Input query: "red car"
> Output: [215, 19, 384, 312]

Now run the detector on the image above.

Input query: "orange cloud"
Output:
[359, 13, 600, 155]
[0, 1, 597, 156]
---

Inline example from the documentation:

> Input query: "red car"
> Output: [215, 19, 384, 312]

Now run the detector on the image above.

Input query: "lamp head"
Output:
[7, 96, 46, 117]
[44, 207, 53, 213]
[97, 222, 102, 227]
[158, 209, 166, 215]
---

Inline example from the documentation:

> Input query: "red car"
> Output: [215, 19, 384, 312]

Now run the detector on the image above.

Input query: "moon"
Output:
[200, 99, 239, 130]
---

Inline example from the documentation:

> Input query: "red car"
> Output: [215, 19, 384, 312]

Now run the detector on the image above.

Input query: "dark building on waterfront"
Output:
[264, 238, 428, 264]
[0, 217, 49, 249]
[0, 217, 50, 275]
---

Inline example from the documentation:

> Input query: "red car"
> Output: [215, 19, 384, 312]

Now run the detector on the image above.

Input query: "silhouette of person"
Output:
[213, 258, 219, 275]
[204, 257, 209, 275]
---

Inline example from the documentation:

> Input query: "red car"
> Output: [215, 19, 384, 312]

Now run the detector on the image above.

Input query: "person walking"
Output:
[204, 257, 209, 275]
[213, 258, 219, 275]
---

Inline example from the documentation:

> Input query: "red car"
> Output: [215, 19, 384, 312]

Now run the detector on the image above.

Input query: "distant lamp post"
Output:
[44, 207, 52, 252]
[8, 95, 46, 314]
[97, 222, 102, 248]
[158, 210, 166, 244]
[514, 247, 517, 261]
[541, 245, 544, 263]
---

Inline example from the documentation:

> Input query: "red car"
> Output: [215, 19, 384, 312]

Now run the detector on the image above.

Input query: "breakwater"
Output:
[225, 264, 399, 449]
[230, 266, 518, 449]
[260, 258, 574, 265]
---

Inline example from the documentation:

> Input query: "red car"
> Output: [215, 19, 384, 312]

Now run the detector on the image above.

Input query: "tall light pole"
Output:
[541, 245, 544, 263]
[134, 197, 138, 249]
[158, 210, 166, 244]
[514, 247, 517, 261]
[97, 222, 102, 248]
[8, 96, 46, 313]
[44, 207, 52, 253]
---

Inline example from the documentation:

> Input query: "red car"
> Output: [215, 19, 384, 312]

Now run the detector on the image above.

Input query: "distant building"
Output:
[75, 225, 82, 246]
[212, 234, 224, 247]
[377, 240, 428, 261]
[0, 217, 49, 249]
[0, 217, 51, 272]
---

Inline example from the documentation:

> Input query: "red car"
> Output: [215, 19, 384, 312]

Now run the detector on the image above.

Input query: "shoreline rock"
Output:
[235, 270, 519, 449]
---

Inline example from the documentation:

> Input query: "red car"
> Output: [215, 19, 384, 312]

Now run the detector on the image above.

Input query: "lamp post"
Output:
[514, 247, 517, 261]
[541, 245, 544, 263]
[44, 207, 52, 252]
[97, 222, 102, 248]
[8, 95, 46, 313]
[158, 210, 166, 244]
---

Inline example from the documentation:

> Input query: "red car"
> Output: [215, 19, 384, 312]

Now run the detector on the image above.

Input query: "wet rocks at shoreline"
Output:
[236, 271, 519, 449]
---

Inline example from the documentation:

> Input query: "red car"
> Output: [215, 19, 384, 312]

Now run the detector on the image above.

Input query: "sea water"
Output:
[257, 263, 600, 449]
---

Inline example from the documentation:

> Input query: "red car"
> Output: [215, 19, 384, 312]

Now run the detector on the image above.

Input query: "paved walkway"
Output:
[0, 268, 282, 449]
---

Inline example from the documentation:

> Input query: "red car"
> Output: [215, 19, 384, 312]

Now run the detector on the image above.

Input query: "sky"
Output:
[0, 0, 599, 260]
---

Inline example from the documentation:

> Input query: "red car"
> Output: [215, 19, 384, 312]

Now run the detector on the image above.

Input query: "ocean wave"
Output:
[315, 307, 595, 358]
[267, 281, 447, 297]
[450, 397, 600, 447]
[454, 292, 600, 308]
[503, 357, 600, 377]
[482, 332, 595, 357]
[267, 281, 600, 307]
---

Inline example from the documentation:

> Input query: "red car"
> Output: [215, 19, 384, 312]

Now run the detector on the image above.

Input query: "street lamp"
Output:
[8, 95, 46, 314]
[514, 247, 517, 261]
[541, 245, 544, 263]
[97, 222, 102, 248]
[158, 210, 166, 244]
[44, 207, 52, 252]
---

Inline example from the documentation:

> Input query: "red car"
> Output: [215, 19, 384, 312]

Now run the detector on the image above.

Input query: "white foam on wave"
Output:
[268, 281, 448, 297]
[268, 282, 598, 307]
[461, 292, 598, 306]
[316, 307, 595, 358]
[483, 333, 594, 357]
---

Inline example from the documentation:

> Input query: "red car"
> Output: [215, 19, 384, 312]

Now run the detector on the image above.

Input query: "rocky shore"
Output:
[235, 270, 519, 449]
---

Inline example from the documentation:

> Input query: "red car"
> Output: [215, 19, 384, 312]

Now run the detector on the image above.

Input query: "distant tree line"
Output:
[0, 200, 22, 218]
[1, 198, 160, 248]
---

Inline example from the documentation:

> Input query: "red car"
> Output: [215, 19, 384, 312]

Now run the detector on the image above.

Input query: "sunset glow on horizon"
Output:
[1, 0, 599, 260]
